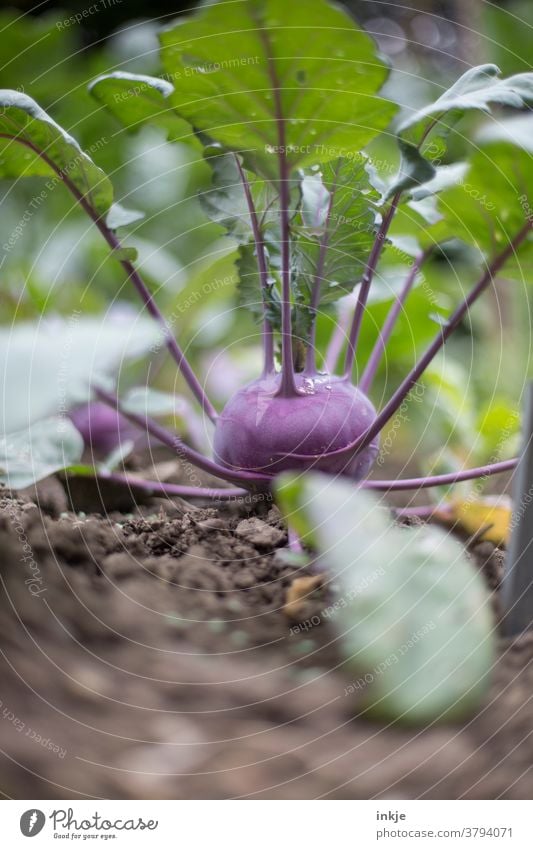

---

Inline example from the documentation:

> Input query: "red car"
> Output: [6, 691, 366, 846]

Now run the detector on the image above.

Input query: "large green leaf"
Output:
[160, 0, 397, 180]
[89, 72, 201, 148]
[275, 473, 495, 723]
[0, 417, 83, 489]
[0, 315, 163, 435]
[0, 90, 112, 215]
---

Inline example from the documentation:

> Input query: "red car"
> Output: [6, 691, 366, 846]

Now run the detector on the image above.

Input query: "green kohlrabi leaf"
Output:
[388, 195, 456, 257]
[200, 149, 300, 332]
[89, 71, 201, 149]
[391, 64, 533, 196]
[409, 162, 469, 202]
[106, 202, 145, 230]
[201, 148, 281, 244]
[0, 90, 113, 215]
[121, 386, 209, 453]
[399, 65, 533, 145]
[98, 440, 136, 474]
[0, 314, 163, 435]
[436, 114, 533, 273]
[0, 416, 84, 489]
[236, 239, 280, 326]
[300, 171, 332, 235]
[293, 157, 378, 305]
[390, 140, 437, 198]
[275, 472, 495, 724]
[159, 0, 397, 180]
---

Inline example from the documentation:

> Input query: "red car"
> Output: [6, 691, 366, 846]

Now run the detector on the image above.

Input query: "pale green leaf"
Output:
[0, 417, 84, 489]
[0, 315, 163, 435]
[275, 472, 495, 723]
[398, 65, 533, 144]
[121, 386, 209, 453]
[391, 65, 533, 196]
[106, 202, 145, 230]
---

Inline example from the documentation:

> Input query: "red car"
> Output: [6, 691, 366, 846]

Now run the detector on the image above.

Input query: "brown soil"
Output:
[0, 474, 531, 800]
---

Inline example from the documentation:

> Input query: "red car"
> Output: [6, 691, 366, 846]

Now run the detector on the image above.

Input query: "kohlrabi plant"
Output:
[2, 0, 532, 501]
[1, 0, 532, 722]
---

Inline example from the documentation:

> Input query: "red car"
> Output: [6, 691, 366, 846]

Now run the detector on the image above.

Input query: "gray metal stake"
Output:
[502, 384, 533, 637]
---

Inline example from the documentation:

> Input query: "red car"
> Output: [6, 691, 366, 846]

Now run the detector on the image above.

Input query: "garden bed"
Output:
[1, 475, 531, 800]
